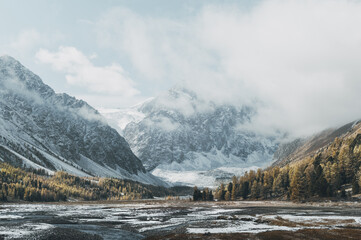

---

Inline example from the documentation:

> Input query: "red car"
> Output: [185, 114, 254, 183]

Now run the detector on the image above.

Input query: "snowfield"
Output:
[152, 166, 259, 188]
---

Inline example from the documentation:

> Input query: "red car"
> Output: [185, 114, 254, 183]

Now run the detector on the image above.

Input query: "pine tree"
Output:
[240, 181, 249, 199]
[357, 166, 361, 189]
[352, 177, 359, 195]
[290, 165, 306, 201]
[208, 190, 214, 201]
[304, 163, 316, 197]
[224, 191, 231, 201]
[231, 183, 237, 201]
[193, 186, 202, 201]
[217, 184, 226, 201]
[250, 180, 260, 199]
[262, 171, 273, 199]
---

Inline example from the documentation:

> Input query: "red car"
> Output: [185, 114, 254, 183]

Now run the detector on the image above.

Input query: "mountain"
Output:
[101, 87, 283, 187]
[273, 120, 360, 167]
[0, 55, 164, 186]
[217, 120, 361, 201]
[97, 100, 151, 135]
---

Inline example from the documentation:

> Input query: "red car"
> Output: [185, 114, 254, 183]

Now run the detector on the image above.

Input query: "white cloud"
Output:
[10, 29, 42, 52]
[10, 29, 64, 53]
[96, 8, 164, 80]
[196, 0, 361, 136]
[145, 116, 180, 132]
[95, 1, 361, 137]
[35, 46, 140, 100]
[95, 7, 216, 85]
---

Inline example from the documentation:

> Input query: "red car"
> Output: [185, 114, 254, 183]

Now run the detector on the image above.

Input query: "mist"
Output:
[92, 0, 361, 137]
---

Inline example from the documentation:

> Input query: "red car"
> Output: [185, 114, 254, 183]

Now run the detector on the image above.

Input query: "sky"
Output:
[0, 0, 256, 108]
[1, 0, 361, 137]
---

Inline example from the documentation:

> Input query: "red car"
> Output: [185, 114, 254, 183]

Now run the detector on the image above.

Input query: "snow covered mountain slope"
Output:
[102, 87, 283, 187]
[98, 100, 151, 135]
[0, 55, 164, 186]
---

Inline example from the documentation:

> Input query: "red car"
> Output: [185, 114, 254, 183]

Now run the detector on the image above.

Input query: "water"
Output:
[1, 201, 361, 239]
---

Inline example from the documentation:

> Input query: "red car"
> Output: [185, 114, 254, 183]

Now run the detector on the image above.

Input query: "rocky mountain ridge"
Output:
[101, 87, 283, 187]
[0, 55, 164, 186]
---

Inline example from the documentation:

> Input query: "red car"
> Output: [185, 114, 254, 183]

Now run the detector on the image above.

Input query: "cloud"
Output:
[95, 7, 217, 85]
[10, 29, 64, 53]
[0, 62, 44, 105]
[144, 116, 180, 132]
[35, 46, 140, 100]
[95, 0, 361, 137]
[95, 8, 164, 80]
[10, 29, 42, 52]
[196, 0, 361, 136]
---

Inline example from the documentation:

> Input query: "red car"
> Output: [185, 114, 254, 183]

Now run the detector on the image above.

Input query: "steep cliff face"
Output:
[0, 56, 163, 185]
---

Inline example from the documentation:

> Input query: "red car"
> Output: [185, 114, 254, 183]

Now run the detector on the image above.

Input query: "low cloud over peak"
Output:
[35, 46, 142, 108]
[95, 0, 361, 137]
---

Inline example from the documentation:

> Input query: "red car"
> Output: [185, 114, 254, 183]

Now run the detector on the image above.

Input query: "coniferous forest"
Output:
[214, 133, 361, 201]
[192, 186, 214, 201]
[0, 162, 189, 202]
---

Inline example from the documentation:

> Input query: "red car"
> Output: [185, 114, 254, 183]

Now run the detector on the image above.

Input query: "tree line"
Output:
[0, 162, 157, 202]
[193, 186, 214, 201]
[214, 133, 361, 201]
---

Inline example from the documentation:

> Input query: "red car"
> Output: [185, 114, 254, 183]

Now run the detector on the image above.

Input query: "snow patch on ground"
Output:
[187, 222, 297, 234]
[152, 166, 259, 188]
[38, 149, 89, 177]
[263, 214, 361, 225]
[0, 145, 54, 175]
[69, 154, 168, 187]
[134, 171, 170, 187]
[0, 223, 54, 238]
[0, 215, 24, 220]
[156, 150, 269, 172]
[152, 169, 215, 188]
[150, 148, 266, 187]
[2, 202, 361, 238]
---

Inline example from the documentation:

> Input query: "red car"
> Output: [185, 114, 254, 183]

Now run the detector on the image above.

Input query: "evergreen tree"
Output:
[231, 183, 237, 201]
[224, 191, 231, 201]
[352, 177, 359, 195]
[250, 180, 260, 199]
[208, 190, 214, 201]
[240, 181, 249, 199]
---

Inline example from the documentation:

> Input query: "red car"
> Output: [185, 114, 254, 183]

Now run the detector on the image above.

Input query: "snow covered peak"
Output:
[0, 55, 20, 64]
[96, 86, 282, 187]
[0, 55, 55, 98]
[0, 55, 35, 77]
[0, 56, 165, 185]
[167, 86, 198, 100]
[119, 85, 282, 186]
[140, 87, 219, 119]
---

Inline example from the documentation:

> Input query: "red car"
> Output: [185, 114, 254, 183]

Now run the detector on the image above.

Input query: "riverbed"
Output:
[1, 201, 361, 239]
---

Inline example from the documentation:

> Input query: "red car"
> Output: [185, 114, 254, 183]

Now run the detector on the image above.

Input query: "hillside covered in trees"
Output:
[0, 162, 190, 202]
[215, 122, 361, 201]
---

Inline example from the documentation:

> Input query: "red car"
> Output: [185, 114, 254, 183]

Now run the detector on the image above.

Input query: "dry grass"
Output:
[145, 228, 361, 240]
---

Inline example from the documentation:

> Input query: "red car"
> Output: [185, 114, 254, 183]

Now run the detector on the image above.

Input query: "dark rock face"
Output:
[0, 55, 145, 175]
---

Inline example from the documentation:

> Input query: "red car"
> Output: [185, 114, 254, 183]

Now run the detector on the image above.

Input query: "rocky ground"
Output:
[1, 200, 361, 240]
